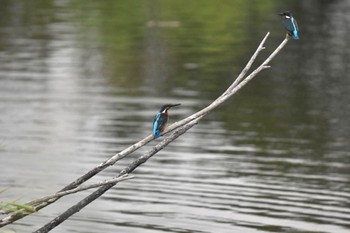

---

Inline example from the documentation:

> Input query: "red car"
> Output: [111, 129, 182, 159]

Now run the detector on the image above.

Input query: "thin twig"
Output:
[0, 175, 134, 216]
[29, 174, 134, 208]
[165, 32, 274, 132]
[225, 32, 270, 94]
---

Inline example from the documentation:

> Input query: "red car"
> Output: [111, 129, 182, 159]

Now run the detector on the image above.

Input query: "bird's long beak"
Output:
[170, 103, 181, 108]
[278, 13, 284, 16]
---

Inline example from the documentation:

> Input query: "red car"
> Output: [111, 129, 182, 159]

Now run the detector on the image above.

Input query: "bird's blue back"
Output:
[153, 112, 168, 138]
[283, 16, 299, 40]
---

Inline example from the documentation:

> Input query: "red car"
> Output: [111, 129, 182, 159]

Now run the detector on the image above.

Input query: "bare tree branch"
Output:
[0, 32, 290, 230]
[0, 175, 133, 216]
[29, 175, 133, 207]
[34, 116, 202, 233]
[33, 32, 290, 232]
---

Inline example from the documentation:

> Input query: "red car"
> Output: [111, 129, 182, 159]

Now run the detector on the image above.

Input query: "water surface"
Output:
[0, 1, 349, 232]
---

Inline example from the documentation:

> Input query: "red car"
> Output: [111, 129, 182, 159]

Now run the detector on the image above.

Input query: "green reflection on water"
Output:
[71, 0, 280, 94]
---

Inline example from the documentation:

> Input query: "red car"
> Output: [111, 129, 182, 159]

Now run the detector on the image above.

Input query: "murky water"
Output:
[1, 1, 350, 232]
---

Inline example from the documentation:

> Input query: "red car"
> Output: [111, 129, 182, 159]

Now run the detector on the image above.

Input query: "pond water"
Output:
[1, 1, 350, 232]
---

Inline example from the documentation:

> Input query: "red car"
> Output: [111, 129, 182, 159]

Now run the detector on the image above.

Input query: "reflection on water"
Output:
[1, 1, 350, 232]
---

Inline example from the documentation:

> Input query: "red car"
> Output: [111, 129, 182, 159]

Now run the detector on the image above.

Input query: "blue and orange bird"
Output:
[279, 11, 299, 40]
[153, 104, 180, 138]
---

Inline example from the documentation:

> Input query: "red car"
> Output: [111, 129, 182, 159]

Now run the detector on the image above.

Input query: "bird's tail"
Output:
[154, 130, 161, 138]
[293, 31, 299, 40]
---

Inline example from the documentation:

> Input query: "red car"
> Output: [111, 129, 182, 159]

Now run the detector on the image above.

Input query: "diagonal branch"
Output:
[0, 175, 134, 216]
[224, 32, 270, 94]
[0, 32, 290, 229]
[33, 32, 290, 232]
[28, 174, 134, 208]
[34, 116, 202, 233]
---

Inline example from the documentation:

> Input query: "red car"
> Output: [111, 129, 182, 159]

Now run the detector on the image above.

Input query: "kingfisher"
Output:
[153, 104, 180, 138]
[279, 11, 299, 40]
